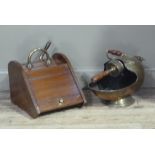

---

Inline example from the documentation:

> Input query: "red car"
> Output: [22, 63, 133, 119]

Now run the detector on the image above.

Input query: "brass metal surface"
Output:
[89, 50, 144, 106]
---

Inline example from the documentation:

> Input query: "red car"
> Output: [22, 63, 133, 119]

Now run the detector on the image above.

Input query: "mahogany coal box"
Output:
[8, 43, 86, 118]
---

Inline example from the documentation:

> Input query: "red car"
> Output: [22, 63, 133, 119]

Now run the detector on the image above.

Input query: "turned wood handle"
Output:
[91, 50, 124, 83]
[108, 50, 123, 56]
[91, 70, 111, 83]
[107, 50, 125, 60]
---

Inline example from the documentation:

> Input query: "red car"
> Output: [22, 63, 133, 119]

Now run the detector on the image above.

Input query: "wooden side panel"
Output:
[8, 61, 39, 118]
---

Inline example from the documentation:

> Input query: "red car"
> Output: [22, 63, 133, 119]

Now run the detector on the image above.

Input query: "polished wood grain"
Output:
[8, 53, 86, 118]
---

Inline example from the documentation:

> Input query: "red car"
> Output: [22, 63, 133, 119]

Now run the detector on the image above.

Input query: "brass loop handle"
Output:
[26, 41, 52, 70]
[26, 48, 51, 70]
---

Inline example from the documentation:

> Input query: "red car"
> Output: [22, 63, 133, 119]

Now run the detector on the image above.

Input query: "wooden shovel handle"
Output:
[91, 70, 111, 83]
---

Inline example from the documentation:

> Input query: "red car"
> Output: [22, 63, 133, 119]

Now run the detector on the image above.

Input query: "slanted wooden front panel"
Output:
[25, 64, 83, 113]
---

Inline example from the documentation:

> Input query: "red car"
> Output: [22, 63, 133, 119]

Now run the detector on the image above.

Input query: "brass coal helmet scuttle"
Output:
[89, 50, 145, 107]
